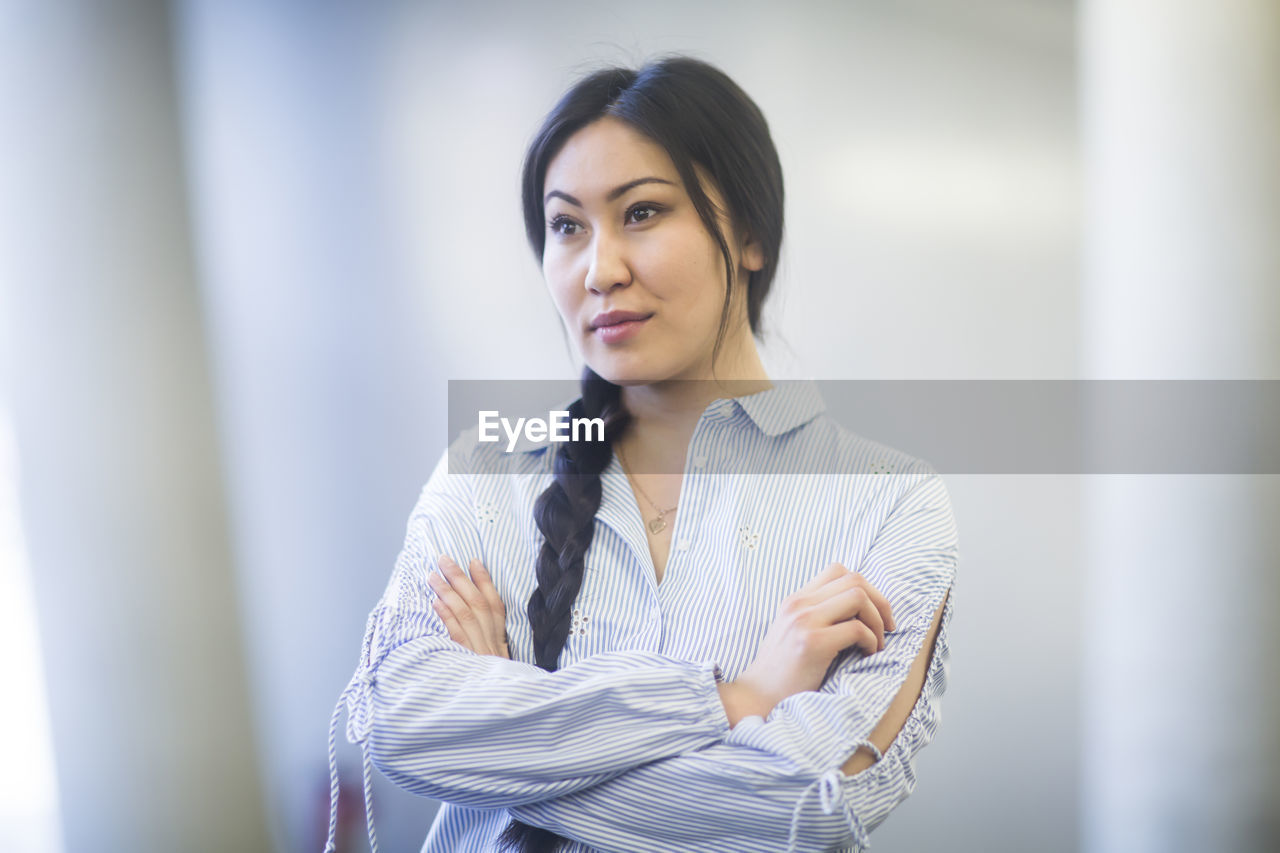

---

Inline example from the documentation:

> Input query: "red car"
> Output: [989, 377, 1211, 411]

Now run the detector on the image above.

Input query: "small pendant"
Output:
[648, 516, 667, 534]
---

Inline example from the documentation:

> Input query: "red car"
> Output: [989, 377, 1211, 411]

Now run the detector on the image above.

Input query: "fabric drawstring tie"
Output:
[785, 740, 880, 852]
[325, 667, 379, 853]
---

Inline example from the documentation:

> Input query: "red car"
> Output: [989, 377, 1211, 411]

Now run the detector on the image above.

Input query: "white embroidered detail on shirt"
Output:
[570, 608, 590, 636]
[475, 500, 500, 524]
[738, 524, 761, 551]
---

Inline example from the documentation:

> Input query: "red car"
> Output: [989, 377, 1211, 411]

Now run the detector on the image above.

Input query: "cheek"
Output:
[666, 235, 728, 307]
[645, 231, 719, 290]
[542, 257, 579, 316]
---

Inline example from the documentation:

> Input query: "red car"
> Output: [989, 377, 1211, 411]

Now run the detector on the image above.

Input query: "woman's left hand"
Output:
[427, 555, 510, 659]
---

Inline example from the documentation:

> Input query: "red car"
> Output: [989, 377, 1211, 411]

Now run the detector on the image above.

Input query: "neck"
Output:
[615, 331, 771, 474]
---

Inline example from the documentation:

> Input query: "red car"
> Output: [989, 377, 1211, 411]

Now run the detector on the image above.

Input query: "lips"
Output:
[589, 309, 654, 330]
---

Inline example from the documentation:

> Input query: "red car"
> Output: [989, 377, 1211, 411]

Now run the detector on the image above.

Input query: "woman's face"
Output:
[541, 116, 763, 385]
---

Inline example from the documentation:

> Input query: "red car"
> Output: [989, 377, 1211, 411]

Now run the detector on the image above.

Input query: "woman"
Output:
[326, 55, 957, 853]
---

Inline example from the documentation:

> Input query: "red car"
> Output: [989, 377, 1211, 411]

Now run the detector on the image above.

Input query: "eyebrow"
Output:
[544, 176, 676, 208]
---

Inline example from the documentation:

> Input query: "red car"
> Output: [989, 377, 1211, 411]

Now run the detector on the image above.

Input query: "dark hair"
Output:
[500, 55, 784, 853]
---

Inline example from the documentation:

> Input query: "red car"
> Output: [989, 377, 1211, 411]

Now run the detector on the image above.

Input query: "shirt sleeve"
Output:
[508, 472, 959, 853]
[335, 442, 731, 809]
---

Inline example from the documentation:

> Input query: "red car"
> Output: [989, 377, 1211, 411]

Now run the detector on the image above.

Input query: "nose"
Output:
[584, 230, 632, 294]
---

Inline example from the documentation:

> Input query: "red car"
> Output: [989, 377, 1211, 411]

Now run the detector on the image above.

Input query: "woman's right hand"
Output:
[718, 563, 895, 726]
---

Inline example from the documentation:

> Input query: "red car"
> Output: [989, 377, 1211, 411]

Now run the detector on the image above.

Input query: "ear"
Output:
[740, 233, 765, 272]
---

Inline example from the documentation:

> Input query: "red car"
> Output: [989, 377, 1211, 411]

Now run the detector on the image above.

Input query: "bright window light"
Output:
[0, 408, 64, 853]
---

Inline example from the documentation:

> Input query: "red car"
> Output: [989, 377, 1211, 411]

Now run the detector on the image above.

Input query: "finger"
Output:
[851, 590, 887, 652]
[427, 570, 488, 650]
[469, 558, 506, 619]
[825, 617, 879, 657]
[851, 573, 895, 632]
[434, 598, 499, 656]
[438, 555, 488, 611]
[804, 571, 863, 610]
[809, 570, 895, 635]
[432, 597, 473, 649]
[817, 584, 885, 649]
[788, 570, 859, 619]
[438, 555, 498, 638]
[814, 585, 885, 651]
[795, 562, 849, 597]
[469, 558, 508, 651]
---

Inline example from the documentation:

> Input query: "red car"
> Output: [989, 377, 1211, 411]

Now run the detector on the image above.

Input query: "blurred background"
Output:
[0, 1, 1276, 851]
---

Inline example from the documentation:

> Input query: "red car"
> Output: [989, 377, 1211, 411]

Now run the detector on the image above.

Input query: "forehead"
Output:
[543, 117, 680, 199]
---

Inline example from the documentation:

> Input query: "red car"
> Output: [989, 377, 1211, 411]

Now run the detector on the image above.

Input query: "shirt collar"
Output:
[731, 379, 827, 437]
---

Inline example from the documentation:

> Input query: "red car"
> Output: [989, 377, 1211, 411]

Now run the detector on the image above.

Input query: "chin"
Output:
[589, 369, 656, 387]
[585, 357, 669, 386]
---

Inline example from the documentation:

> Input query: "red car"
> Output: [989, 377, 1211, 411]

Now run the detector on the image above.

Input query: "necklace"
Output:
[615, 444, 677, 535]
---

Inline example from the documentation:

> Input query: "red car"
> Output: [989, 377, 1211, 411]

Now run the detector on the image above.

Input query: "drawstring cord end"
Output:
[788, 768, 870, 852]
[325, 691, 345, 853]
[325, 667, 380, 853]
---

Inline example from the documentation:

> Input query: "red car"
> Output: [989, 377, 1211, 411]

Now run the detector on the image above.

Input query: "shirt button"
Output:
[693, 455, 708, 468]
[676, 539, 690, 551]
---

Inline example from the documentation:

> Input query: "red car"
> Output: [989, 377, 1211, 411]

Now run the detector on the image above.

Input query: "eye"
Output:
[626, 203, 664, 224]
[548, 215, 582, 237]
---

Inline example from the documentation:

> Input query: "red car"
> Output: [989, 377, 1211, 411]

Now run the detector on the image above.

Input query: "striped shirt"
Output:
[326, 380, 959, 853]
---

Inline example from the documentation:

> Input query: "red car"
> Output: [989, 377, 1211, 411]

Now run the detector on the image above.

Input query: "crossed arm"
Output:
[432, 552, 952, 852]
[433, 552, 949, 777]
[512, 589, 953, 852]
[353, 460, 958, 852]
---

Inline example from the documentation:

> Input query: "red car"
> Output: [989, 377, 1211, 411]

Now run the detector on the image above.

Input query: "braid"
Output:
[498, 366, 630, 853]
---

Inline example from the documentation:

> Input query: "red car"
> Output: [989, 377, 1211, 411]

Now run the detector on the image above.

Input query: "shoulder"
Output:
[404, 426, 552, 523]
[793, 412, 938, 482]
[442, 388, 584, 479]
[438, 423, 556, 479]
[806, 417, 960, 600]
[793, 414, 957, 546]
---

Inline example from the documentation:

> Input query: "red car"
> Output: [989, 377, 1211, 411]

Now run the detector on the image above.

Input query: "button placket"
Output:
[670, 426, 719, 577]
